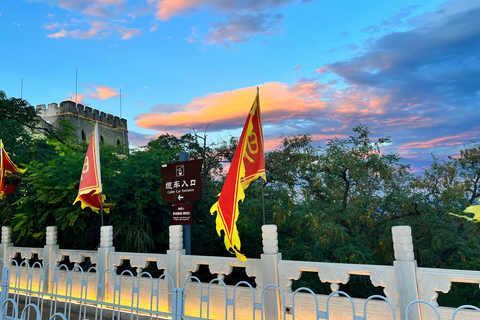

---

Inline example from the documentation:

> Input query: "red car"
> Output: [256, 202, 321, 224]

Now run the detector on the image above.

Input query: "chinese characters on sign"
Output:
[161, 159, 203, 203]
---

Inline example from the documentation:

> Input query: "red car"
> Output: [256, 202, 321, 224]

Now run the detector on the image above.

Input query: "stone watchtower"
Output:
[36, 100, 128, 149]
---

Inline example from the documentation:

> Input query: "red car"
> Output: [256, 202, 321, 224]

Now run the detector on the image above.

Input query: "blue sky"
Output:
[1, 0, 479, 171]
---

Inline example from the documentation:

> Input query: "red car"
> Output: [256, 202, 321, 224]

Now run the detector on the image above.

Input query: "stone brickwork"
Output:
[36, 100, 128, 148]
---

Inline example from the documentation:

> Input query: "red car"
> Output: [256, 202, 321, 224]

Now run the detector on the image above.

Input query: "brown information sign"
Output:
[161, 159, 203, 203]
[172, 203, 193, 225]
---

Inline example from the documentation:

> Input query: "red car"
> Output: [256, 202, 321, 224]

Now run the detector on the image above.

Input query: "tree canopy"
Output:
[2, 90, 480, 278]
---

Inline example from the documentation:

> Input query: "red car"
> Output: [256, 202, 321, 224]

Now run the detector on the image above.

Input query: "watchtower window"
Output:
[117, 139, 120, 146]
[81, 130, 86, 141]
[100, 135, 104, 143]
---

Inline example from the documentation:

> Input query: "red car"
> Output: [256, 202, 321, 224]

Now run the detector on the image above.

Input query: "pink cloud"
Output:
[128, 130, 158, 148]
[47, 21, 109, 39]
[398, 134, 468, 150]
[325, 88, 390, 118]
[264, 137, 282, 151]
[149, 23, 158, 32]
[46, 21, 142, 40]
[89, 85, 119, 99]
[70, 94, 88, 105]
[69, 84, 119, 103]
[43, 22, 67, 30]
[52, 0, 126, 18]
[154, 0, 205, 21]
[115, 26, 142, 39]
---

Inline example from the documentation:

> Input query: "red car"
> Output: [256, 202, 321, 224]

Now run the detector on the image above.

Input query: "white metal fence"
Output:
[0, 260, 479, 320]
[2, 224, 480, 319]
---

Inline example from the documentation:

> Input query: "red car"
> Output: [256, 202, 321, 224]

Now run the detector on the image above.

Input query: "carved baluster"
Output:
[100, 226, 113, 248]
[262, 225, 278, 254]
[167, 225, 184, 285]
[46, 226, 58, 246]
[98, 225, 115, 303]
[169, 225, 183, 250]
[1, 226, 11, 245]
[392, 226, 420, 320]
[44, 226, 59, 293]
[261, 225, 281, 320]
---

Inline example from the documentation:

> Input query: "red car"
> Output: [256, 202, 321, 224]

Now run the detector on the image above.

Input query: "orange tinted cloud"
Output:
[71, 94, 88, 104]
[135, 81, 327, 131]
[154, 0, 204, 20]
[264, 137, 282, 151]
[69, 84, 119, 103]
[90, 85, 119, 99]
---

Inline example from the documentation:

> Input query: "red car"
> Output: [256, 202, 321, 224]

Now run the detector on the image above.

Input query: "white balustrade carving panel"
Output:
[180, 255, 262, 287]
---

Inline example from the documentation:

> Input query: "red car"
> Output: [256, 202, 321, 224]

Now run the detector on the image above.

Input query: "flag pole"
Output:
[96, 121, 104, 226]
[257, 86, 266, 225]
[75, 69, 78, 106]
[0, 139, 3, 196]
[262, 182, 265, 225]
[100, 191, 104, 226]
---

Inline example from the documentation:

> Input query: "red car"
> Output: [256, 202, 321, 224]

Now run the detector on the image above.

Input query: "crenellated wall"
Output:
[36, 100, 128, 148]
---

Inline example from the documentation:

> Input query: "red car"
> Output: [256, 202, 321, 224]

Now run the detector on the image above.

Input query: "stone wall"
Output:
[36, 100, 128, 148]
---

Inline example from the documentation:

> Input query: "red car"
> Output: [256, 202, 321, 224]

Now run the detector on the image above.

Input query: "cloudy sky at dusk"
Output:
[1, 0, 479, 171]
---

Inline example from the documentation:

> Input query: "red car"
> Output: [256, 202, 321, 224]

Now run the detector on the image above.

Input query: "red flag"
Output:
[73, 122, 114, 213]
[210, 88, 266, 261]
[0, 142, 27, 198]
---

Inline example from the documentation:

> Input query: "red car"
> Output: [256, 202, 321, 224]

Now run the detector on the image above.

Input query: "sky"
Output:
[1, 0, 479, 172]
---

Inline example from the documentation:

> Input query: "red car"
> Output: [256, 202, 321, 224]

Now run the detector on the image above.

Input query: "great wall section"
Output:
[36, 100, 128, 148]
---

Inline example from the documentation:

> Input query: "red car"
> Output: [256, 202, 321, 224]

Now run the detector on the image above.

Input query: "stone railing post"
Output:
[167, 225, 184, 289]
[261, 225, 282, 320]
[43, 226, 59, 293]
[392, 226, 421, 320]
[0, 227, 12, 282]
[98, 226, 115, 302]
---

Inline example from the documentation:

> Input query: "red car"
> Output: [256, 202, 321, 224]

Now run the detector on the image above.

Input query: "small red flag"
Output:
[210, 88, 266, 261]
[73, 122, 114, 213]
[0, 142, 27, 198]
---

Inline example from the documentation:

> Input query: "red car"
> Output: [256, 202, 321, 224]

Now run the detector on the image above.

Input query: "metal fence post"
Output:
[172, 288, 185, 320]
[0, 267, 10, 307]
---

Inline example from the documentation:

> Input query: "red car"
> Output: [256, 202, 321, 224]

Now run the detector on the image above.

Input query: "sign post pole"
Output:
[179, 151, 191, 255]
[161, 155, 202, 256]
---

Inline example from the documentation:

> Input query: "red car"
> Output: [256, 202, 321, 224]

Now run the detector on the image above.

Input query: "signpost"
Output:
[161, 155, 203, 255]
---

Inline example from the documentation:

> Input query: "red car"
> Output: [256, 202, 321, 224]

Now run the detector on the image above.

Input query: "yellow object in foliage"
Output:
[450, 203, 480, 222]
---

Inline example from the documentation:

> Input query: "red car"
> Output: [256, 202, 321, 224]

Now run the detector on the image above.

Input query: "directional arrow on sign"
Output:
[178, 195, 184, 201]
